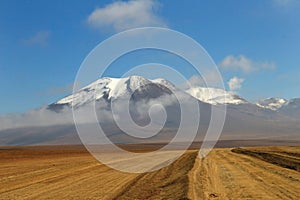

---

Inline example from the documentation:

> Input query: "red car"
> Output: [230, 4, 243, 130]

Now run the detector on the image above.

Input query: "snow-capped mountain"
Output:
[51, 75, 297, 114]
[52, 76, 175, 108]
[2, 75, 300, 146]
[53, 76, 248, 109]
[278, 98, 300, 118]
[256, 98, 287, 111]
[282, 98, 300, 108]
[185, 87, 247, 105]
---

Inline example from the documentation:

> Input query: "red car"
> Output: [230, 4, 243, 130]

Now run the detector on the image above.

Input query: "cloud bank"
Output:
[0, 92, 193, 131]
[87, 0, 167, 32]
[220, 55, 276, 74]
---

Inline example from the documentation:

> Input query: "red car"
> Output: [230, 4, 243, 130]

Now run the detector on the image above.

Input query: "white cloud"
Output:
[0, 91, 195, 131]
[87, 0, 167, 32]
[220, 55, 276, 74]
[228, 76, 244, 91]
[23, 31, 51, 46]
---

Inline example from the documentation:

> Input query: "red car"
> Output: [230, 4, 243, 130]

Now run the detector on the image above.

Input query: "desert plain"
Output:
[0, 145, 300, 199]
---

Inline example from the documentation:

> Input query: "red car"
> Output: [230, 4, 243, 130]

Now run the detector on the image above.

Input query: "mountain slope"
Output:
[279, 98, 300, 118]
[1, 76, 300, 146]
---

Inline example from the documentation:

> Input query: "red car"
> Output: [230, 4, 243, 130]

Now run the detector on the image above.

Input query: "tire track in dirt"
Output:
[212, 150, 270, 199]
[113, 151, 197, 200]
[216, 151, 297, 199]
[188, 153, 228, 200]
[188, 148, 300, 200]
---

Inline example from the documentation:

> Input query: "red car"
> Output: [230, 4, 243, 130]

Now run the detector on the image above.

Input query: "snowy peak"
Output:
[279, 98, 300, 111]
[56, 76, 248, 108]
[55, 76, 174, 108]
[277, 98, 300, 118]
[185, 87, 247, 105]
[106, 76, 152, 99]
[151, 78, 177, 91]
[285, 98, 300, 107]
[53, 75, 296, 110]
[256, 98, 287, 111]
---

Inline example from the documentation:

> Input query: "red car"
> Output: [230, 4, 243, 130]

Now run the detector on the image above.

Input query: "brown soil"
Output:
[188, 146, 300, 200]
[1, 145, 300, 199]
[0, 146, 196, 200]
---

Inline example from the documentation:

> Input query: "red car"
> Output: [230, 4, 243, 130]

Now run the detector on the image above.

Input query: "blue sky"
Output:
[0, 0, 299, 114]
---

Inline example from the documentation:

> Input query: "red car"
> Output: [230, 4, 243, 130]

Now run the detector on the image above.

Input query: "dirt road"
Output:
[1, 146, 300, 199]
[188, 147, 300, 200]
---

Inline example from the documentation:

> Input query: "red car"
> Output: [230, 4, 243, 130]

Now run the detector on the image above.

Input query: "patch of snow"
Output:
[185, 87, 247, 105]
[256, 98, 287, 111]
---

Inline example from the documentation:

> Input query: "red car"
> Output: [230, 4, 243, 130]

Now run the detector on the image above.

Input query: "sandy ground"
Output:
[188, 146, 300, 200]
[0, 146, 195, 199]
[0, 146, 136, 199]
[0, 146, 300, 199]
